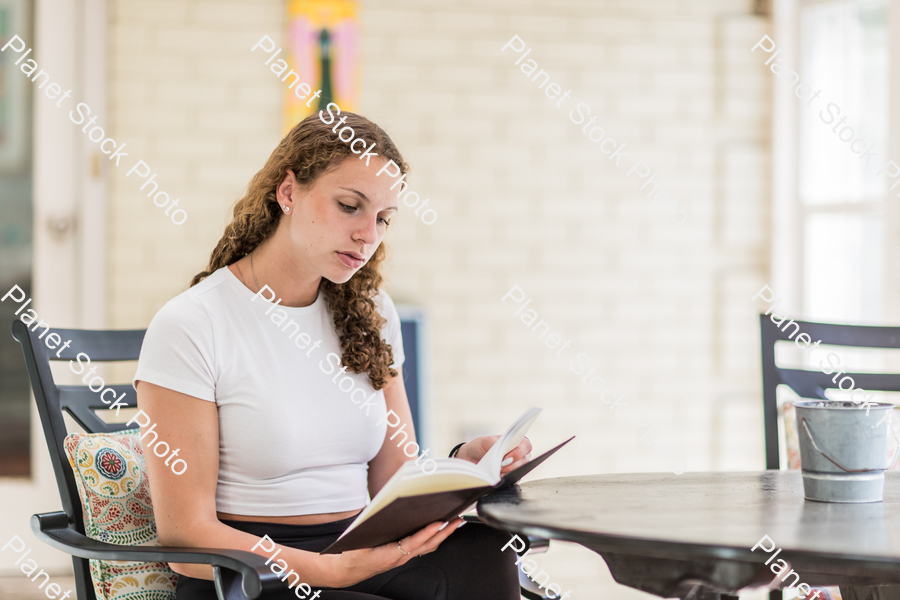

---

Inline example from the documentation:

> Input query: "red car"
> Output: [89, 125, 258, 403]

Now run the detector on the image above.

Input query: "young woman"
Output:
[133, 111, 532, 600]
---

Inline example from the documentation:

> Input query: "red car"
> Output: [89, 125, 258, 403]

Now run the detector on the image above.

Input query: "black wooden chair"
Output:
[760, 313, 900, 470]
[13, 319, 551, 600]
[12, 320, 283, 600]
[759, 313, 900, 600]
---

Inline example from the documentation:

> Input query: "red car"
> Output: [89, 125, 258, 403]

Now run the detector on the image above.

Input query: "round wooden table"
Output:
[477, 471, 900, 599]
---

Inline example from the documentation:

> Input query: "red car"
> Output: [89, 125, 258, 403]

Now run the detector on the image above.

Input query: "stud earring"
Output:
[283, 205, 290, 213]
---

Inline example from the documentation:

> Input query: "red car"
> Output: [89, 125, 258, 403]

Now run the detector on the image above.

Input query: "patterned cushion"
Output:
[64, 428, 177, 600]
[782, 402, 803, 470]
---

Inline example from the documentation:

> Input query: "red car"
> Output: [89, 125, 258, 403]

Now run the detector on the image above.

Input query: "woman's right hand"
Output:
[326, 517, 465, 587]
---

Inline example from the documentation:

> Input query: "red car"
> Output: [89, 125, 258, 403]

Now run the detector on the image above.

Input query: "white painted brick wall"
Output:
[107, 0, 772, 597]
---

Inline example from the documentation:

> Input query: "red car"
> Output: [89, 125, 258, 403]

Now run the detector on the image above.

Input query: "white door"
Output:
[0, 0, 106, 575]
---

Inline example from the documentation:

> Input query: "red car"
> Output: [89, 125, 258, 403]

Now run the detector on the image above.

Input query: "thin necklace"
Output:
[249, 251, 261, 291]
[235, 259, 249, 289]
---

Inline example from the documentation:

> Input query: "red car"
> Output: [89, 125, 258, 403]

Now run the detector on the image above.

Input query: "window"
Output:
[798, 0, 888, 324]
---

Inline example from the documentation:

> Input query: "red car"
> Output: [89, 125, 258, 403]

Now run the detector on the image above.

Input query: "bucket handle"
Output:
[800, 415, 900, 473]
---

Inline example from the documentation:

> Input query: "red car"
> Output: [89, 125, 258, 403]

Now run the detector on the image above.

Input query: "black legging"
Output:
[175, 517, 520, 600]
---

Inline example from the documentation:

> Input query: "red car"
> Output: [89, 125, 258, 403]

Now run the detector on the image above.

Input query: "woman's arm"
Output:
[367, 367, 417, 496]
[138, 380, 459, 588]
[138, 381, 281, 580]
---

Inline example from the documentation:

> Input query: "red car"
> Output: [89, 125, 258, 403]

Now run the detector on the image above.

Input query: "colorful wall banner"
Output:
[283, 0, 359, 132]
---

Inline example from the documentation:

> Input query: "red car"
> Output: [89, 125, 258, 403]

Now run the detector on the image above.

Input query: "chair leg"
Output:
[518, 568, 552, 600]
[213, 565, 252, 600]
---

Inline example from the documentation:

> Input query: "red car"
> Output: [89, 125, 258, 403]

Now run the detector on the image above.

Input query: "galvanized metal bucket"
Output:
[795, 401, 898, 503]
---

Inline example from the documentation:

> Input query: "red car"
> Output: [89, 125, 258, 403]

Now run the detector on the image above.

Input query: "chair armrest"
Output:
[32, 512, 284, 600]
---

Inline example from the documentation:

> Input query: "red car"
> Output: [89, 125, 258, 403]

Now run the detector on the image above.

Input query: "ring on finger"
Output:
[397, 541, 410, 556]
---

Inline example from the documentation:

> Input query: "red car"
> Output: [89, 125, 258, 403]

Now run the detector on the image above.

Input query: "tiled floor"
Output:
[0, 576, 77, 599]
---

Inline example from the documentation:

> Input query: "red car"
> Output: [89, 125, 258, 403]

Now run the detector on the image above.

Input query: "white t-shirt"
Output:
[133, 266, 404, 516]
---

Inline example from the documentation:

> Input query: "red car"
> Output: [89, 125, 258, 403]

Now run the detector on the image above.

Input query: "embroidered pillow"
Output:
[64, 428, 177, 600]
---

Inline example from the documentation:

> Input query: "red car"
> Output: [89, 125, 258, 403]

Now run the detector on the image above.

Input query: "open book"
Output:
[321, 407, 574, 554]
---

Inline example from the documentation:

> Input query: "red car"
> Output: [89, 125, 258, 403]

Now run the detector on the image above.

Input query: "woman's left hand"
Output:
[456, 436, 533, 475]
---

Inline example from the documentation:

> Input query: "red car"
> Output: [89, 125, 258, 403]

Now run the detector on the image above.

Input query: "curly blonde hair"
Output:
[191, 111, 408, 390]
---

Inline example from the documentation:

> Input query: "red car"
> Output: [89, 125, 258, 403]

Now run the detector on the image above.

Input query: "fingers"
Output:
[503, 437, 533, 463]
[402, 520, 451, 550]
[500, 453, 532, 475]
[500, 437, 534, 474]
[356, 519, 465, 581]
[521, 436, 533, 454]
[414, 517, 464, 556]
[459, 436, 499, 463]
[397, 518, 464, 560]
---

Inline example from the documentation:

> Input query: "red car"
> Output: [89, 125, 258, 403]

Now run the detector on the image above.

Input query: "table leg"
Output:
[591, 549, 773, 599]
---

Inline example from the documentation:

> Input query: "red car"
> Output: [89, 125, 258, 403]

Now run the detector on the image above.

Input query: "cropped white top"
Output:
[133, 267, 404, 516]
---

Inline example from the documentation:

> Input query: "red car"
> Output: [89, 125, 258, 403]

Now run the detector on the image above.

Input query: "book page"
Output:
[341, 459, 494, 536]
[475, 407, 542, 476]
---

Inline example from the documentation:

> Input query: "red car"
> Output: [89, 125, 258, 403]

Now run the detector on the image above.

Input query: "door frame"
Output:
[0, 0, 106, 575]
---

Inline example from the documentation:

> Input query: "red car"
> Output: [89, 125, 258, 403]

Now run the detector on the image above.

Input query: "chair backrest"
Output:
[12, 320, 145, 600]
[759, 313, 900, 470]
[397, 305, 427, 447]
